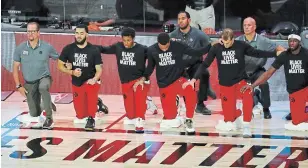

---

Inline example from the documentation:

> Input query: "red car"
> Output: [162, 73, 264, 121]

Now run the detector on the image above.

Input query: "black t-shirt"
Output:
[97, 42, 147, 84]
[194, 41, 277, 86]
[144, 41, 211, 88]
[59, 43, 102, 86]
[271, 48, 308, 94]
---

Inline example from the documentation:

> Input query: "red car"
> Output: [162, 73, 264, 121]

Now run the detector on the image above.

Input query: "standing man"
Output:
[236, 17, 285, 119]
[96, 27, 153, 132]
[241, 34, 308, 131]
[13, 22, 59, 129]
[183, 28, 281, 137]
[170, 11, 216, 115]
[134, 32, 214, 133]
[185, 0, 215, 31]
[58, 24, 103, 131]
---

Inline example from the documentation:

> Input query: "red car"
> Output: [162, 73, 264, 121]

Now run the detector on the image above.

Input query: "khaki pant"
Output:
[185, 5, 215, 30]
[24, 77, 53, 119]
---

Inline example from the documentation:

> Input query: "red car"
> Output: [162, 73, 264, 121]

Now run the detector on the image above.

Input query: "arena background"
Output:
[1, 31, 289, 100]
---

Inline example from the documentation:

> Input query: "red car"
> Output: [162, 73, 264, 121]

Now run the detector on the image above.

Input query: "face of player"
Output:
[75, 28, 88, 45]
[158, 42, 170, 52]
[288, 39, 300, 51]
[178, 13, 190, 30]
[222, 38, 234, 48]
[27, 24, 40, 41]
[122, 36, 134, 48]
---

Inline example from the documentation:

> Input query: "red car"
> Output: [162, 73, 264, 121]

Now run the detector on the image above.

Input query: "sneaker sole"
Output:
[84, 127, 95, 131]
[43, 123, 54, 130]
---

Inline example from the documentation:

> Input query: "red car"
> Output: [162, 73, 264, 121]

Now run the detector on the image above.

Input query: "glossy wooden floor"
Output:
[1, 92, 308, 168]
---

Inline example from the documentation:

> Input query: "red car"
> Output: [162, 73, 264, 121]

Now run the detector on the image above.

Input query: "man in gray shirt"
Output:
[236, 17, 285, 119]
[170, 11, 216, 115]
[13, 22, 59, 129]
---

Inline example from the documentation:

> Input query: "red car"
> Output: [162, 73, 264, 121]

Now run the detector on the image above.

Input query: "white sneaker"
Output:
[160, 118, 181, 128]
[285, 122, 308, 131]
[252, 106, 262, 115]
[234, 116, 243, 129]
[135, 118, 145, 132]
[74, 117, 88, 124]
[184, 118, 195, 133]
[123, 117, 136, 125]
[146, 97, 158, 115]
[243, 122, 252, 138]
[215, 120, 235, 131]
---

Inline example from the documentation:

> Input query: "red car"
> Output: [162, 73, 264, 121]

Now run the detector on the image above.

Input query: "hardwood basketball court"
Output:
[1, 92, 308, 167]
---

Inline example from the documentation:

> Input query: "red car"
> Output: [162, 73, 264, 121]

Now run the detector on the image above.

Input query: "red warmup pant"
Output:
[289, 87, 308, 125]
[159, 77, 197, 119]
[121, 79, 149, 120]
[72, 83, 100, 119]
[220, 80, 254, 122]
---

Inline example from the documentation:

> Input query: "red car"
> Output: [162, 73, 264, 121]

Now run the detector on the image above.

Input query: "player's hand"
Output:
[133, 79, 144, 92]
[65, 62, 72, 70]
[87, 78, 97, 85]
[276, 50, 283, 56]
[182, 79, 195, 89]
[18, 87, 28, 98]
[73, 68, 82, 77]
[240, 85, 254, 94]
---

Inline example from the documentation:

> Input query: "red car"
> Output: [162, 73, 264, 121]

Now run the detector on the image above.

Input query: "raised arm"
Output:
[244, 42, 278, 58]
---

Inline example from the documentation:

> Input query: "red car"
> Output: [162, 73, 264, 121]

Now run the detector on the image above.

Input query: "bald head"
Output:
[243, 17, 256, 35]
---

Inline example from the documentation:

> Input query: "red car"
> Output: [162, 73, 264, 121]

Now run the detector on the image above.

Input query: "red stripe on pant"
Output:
[220, 80, 253, 122]
[121, 79, 149, 119]
[289, 87, 308, 125]
[159, 77, 196, 119]
[72, 83, 100, 119]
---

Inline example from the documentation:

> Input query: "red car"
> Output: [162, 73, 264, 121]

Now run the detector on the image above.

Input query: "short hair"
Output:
[121, 27, 136, 38]
[178, 11, 191, 19]
[157, 33, 170, 45]
[75, 24, 89, 33]
[27, 22, 40, 31]
[221, 28, 234, 40]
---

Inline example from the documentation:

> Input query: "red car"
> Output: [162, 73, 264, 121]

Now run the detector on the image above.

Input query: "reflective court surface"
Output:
[1, 92, 308, 168]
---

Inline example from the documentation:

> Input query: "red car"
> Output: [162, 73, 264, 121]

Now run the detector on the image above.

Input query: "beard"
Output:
[179, 24, 189, 30]
[75, 37, 87, 45]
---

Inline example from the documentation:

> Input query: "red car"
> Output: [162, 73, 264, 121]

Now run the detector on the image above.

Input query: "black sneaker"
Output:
[43, 118, 54, 129]
[195, 104, 211, 115]
[263, 108, 272, 119]
[97, 98, 108, 114]
[85, 117, 95, 130]
[285, 113, 292, 120]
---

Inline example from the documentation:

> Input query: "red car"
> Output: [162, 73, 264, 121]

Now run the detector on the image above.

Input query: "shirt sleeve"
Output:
[143, 49, 156, 79]
[96, 43, 117, 54]
[193, 45, 217, 79]
[48, 44, 60, 60]
[244, 42, 276, 58]
[263, 37, 277, 51]
[59, 45, 70, 62]
[200, 33, 212, 46]
[182, 42, 211, 57]
[13, 45, 22, 62]
[271, 52, 287, 70]
[93, 47, 103, 65]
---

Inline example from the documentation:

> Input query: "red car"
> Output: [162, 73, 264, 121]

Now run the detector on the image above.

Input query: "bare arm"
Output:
[13, 61, 21, 85]
[251, 67, 277, 88]
[58, 59, 73, 75]
[93, 64, 103, 81]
